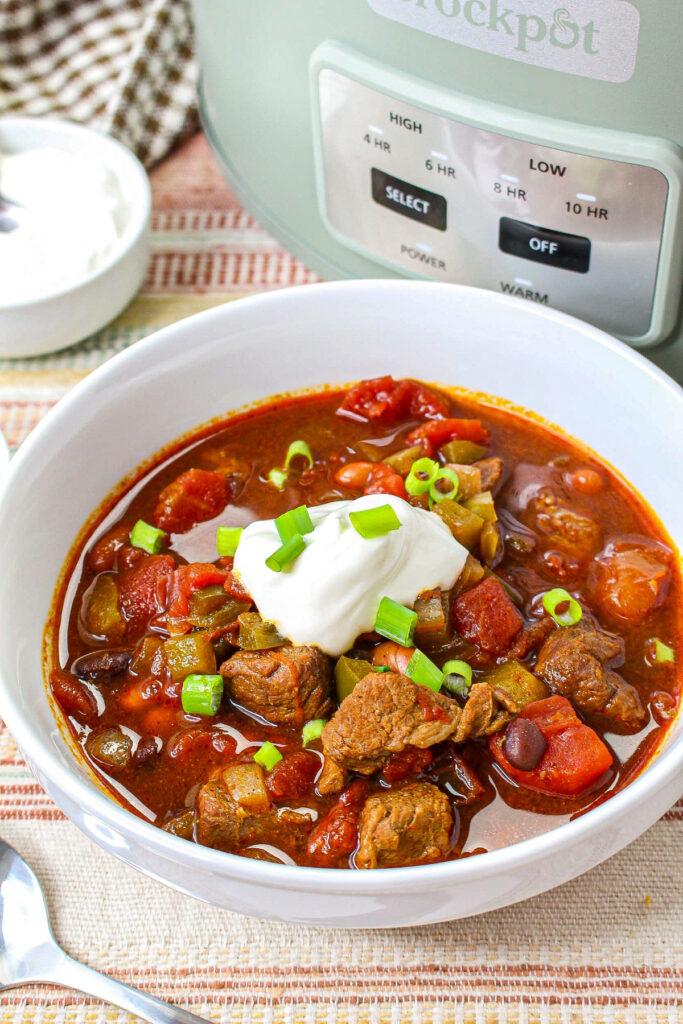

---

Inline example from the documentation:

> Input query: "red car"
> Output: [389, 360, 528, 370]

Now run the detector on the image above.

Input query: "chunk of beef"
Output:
[317, 756, 346, 795]
[476, 457, 504, 494]
[72, 650, 132, 685]
[454, 576, 523, 654]
[528, 491, 601, 561]
[221, 646, 333, 727]
[355, 782, 453, 869]
[321, 672, 460, 775]
[534, 620, 646, 732]
[506, 617, 555, 661]
[453, 683, 518, 742]
[195, 763, 312, 853]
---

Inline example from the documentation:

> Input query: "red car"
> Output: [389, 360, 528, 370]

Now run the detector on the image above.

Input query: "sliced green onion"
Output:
[267, 468, 287, 490]
[266, 533, 305, 572]
[542, 588, 583, 626]
[302, 718, 327, 746]
[405, 457, 439, 496]
[374, 597, 417, 646]
[216, 525, 243, 557]
[373, 665, 391, 673]
[130, 519, 165, 554]
[253, 741, 283, 771]
[349, 504, 401, 539]
[284, 440, 314, 471]
[405, 649, 444, 692]
[275, 504, 314, 542]
[442, 659, 473, 698]
[652, 638, 675, 664]
[428, 467, 460, 506]
[181, 673, 224, 716]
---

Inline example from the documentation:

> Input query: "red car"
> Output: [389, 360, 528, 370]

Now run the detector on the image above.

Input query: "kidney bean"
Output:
[133, 735, 161, 765]
[50, 670, 98, 726]
[503, 717, 547, 772]
[72, 650, 132, 685]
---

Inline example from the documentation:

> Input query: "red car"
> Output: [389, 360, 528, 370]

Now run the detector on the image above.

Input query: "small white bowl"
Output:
[0, 117, 151, 358]
[0, 281, 681, 926]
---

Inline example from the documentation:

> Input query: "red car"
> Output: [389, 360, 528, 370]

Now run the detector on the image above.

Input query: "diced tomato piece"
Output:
[265, 751, 320, 802]
[166, 725, 237, 760]
[364, 463, 407, 499]
[489, 695, 613, 797]
[223, 570, 252, 602]
[333, 461, 407, 499]
[118, 554, 176, 637]
[307, 778, 369, 867]
[408, 418, 490, 456]
[381, 745, 433, 784]
[51, 669, 98, 725]
[153, 468, 230, 534]
[166, 563, 229, 618]
[337, 376, 449, 423]
[454, 576, 523, 655]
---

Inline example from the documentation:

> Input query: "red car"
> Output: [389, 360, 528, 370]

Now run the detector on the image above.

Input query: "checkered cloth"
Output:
[0, 0, 198, 166]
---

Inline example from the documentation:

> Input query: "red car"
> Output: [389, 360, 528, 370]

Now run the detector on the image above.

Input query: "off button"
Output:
[499, 217, 591, 274]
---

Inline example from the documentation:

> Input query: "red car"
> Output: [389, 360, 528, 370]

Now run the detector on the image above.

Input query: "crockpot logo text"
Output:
[367, 0, 640, 83]
[402, 2, 599, 56]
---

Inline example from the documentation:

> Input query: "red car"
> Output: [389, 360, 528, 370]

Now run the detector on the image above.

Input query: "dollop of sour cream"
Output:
[233, 494, 468, 657]
[0, 147, 127, 304]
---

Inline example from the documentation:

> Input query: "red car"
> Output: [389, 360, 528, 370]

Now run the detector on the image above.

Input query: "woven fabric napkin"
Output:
[0, 0, 197, 166]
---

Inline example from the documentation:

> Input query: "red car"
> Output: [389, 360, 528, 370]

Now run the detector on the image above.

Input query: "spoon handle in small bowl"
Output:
[49, 953, 209, 1024]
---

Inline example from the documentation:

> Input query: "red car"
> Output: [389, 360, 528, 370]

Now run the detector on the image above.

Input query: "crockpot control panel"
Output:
[311, 45, 683, 346]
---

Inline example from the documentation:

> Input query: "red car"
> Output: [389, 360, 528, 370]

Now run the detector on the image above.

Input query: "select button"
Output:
[499, 217, 590, 274]
[372, 168, 447, 231]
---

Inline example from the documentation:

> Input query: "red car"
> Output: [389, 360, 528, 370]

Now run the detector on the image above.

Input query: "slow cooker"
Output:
[192, 1, 683, 379]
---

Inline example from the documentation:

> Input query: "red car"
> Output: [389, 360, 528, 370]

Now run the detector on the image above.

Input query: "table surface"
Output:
[0, 134, 681, 1024]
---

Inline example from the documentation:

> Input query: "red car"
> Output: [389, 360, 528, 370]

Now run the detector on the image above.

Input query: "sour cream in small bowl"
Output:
[0, 117, 150, 358]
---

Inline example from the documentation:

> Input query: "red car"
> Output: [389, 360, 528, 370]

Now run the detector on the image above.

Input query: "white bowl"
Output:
[0, 117, 151, 358]
[0, 281, 681, 927]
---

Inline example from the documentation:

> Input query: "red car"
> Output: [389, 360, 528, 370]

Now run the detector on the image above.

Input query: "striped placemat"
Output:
[0, 133, 681, 1024]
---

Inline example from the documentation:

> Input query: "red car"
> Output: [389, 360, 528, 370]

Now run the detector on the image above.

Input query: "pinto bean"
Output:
[503, 717, 547, 772]
[371, 641, 415, 675]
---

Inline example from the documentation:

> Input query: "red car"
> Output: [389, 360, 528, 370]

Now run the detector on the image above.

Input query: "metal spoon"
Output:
[0, 838, 208, 1023]
[0, 193, 28, 233]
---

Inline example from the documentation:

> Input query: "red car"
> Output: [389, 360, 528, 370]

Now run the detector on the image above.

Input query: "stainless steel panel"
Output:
[317, 68, 668, 339]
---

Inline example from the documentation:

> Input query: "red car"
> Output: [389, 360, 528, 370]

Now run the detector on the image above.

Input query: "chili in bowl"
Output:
[0, 281, 680, 926]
